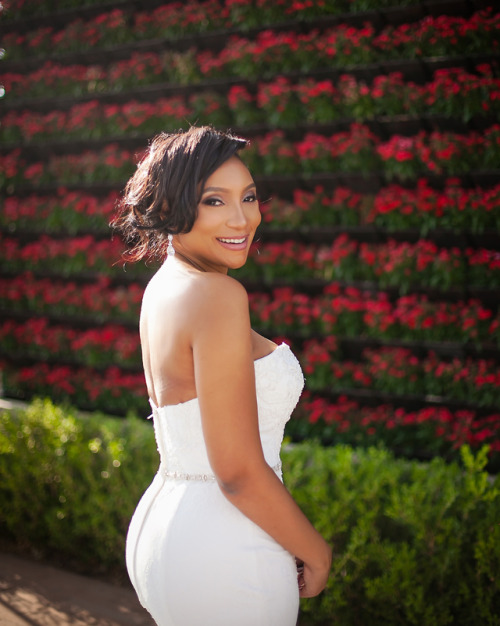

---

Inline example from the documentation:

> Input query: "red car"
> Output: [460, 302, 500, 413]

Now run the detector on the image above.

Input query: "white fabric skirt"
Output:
[126, 473, 300, 626]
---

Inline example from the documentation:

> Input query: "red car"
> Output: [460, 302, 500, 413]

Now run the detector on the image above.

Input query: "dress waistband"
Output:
[160, 461, 282, 482]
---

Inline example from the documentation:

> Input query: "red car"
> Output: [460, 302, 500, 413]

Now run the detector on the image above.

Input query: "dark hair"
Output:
[111, 126, 248, 261]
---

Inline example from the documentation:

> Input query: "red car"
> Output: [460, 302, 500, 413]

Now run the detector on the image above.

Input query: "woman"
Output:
[113, 126, 331, 626]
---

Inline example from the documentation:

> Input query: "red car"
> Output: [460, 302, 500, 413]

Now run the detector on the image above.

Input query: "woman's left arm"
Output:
[191, 275, 332, 598]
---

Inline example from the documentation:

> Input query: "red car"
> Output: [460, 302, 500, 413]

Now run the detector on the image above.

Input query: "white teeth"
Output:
[218, 237, 246, 244]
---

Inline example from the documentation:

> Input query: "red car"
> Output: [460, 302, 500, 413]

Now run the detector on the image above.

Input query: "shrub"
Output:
[0, 398, 157, 580]
[0, 399, 498, 623]
[285, 443, 500, 625]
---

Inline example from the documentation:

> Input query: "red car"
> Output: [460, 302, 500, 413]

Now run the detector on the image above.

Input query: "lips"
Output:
[216, 236, 249, 250]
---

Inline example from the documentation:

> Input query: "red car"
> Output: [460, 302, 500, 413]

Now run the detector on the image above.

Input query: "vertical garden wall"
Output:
[0, 0, 499, 469]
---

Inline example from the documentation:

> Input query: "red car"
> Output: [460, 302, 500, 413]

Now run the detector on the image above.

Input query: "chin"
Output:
[229, 261, 247, 270]
[226, 250, 251, 267]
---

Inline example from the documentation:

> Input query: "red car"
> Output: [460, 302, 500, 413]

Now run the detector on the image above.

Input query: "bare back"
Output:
[140, 258, 276, 408]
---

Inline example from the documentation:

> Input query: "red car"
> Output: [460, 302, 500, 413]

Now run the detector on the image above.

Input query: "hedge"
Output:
[0, 398, 157, 580]
[0, 398, 498, 624]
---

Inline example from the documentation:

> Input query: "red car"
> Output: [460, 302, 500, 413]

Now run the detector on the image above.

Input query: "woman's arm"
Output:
[191, 274, 332, 598]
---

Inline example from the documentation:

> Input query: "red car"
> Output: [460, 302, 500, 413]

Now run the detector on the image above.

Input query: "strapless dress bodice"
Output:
[127, 342, 304, 625]
[149, 343, 304, 479]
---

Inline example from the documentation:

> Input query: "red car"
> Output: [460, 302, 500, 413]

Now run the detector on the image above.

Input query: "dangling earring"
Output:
[167, 234, 175, 257]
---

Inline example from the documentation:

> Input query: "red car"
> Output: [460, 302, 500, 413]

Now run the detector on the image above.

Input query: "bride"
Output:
[113, 126, 331, 626]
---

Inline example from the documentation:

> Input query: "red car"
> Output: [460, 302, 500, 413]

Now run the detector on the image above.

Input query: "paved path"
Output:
[0, 552, 154, 626]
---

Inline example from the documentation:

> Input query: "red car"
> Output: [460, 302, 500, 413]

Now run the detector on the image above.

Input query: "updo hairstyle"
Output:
[111, 126, 248, 261]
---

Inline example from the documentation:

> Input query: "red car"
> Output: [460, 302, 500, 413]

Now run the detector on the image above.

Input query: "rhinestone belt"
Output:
[160, 461, 282, 482]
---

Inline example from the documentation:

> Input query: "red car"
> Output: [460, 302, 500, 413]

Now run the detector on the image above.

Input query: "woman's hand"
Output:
[296, 543, 332, 598]
[192, 274, 334, 594]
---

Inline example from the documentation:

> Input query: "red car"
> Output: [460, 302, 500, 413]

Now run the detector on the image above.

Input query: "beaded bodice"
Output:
[149, 343, 304, 479]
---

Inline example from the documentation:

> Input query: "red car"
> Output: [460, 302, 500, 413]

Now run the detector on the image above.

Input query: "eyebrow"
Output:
[202, 182, 256, 193]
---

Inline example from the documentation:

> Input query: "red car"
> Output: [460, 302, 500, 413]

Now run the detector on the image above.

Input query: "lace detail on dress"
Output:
[254, 343, 304, 467]
[149, 343, 304, 477]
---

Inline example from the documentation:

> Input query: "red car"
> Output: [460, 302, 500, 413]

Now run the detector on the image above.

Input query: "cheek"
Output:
[192, 210, 221, 232]
[250, 204, 262, 228]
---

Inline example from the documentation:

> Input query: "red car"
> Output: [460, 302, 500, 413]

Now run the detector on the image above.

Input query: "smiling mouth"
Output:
[217, 237, 247, 244]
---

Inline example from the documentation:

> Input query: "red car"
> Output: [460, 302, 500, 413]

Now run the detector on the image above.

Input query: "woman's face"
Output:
[173, 156, 261, 274]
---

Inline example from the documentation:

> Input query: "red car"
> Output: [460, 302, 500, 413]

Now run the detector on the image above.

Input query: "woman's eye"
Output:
[203, 197, 223, 206]
[244, 194, 257, 203]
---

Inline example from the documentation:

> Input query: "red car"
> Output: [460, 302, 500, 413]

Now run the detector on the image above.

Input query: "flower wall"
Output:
[1, 0, 499, 468]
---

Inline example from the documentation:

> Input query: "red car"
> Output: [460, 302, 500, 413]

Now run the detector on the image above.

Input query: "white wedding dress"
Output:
[126, 343, 305, 626]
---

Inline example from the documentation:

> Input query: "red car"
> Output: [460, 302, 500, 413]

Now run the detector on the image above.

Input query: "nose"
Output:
[227, 200, 249, 229]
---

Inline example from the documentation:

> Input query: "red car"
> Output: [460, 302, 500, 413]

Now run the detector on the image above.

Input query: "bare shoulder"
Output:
[196, 272, 248, 304]
[190, 273, 249, 327]
[141, 268, 250, 350]
[176, 273, 252, 374]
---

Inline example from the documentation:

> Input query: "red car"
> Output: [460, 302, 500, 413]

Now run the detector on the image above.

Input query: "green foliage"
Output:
[283, 443, 500, 625]
[0, 398, 157, 578]
[0, 399, 498, 622]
